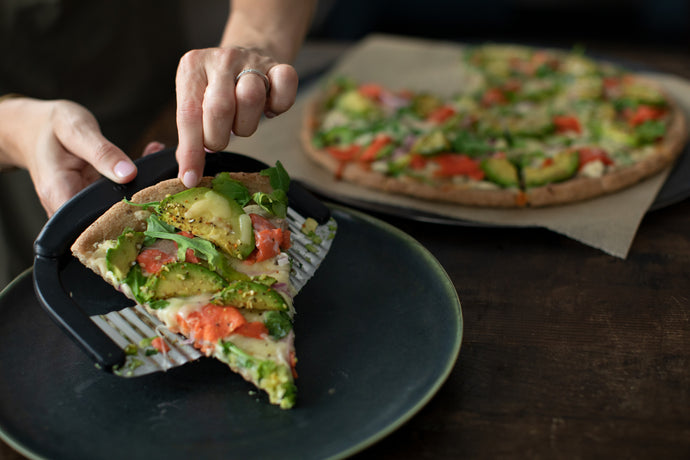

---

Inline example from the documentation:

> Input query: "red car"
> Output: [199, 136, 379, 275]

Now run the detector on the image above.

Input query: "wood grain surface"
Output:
[348, 198, 690, 459]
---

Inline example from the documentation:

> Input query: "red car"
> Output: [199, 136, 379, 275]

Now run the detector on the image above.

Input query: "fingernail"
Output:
[204, 147, 216, 153]
[182, 170, 198, 188]
[114, 161, 136, 179]
[150, 141, 165, 151]
[264, 111, 277, 119]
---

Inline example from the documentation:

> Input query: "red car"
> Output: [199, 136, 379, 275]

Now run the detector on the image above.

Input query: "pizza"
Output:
[302, 43, 688, 207]
[71, 164, 303, 409]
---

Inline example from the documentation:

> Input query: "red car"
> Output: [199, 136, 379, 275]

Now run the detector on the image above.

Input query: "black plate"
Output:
[0, 151, 462, 460]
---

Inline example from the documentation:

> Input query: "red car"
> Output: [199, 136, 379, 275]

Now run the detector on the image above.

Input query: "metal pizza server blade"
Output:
[89, 208, 337, 377]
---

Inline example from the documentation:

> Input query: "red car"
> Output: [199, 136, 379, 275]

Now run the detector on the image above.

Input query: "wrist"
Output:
[0, 94, 36, 171]
[220, 2, 315, 63]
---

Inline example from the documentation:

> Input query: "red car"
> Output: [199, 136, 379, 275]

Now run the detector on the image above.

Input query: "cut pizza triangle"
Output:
[72, 168, 300, 409]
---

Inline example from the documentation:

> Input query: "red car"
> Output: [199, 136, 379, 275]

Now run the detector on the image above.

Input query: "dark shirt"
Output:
[0, 0, 187, 288]
[0, 0, 185, 149]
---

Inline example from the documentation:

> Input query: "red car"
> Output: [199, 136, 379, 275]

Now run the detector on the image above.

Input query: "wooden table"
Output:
[2, 39, 689, 459]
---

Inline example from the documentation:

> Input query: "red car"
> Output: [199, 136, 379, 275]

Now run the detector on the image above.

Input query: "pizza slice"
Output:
[71, 164, 302, 409]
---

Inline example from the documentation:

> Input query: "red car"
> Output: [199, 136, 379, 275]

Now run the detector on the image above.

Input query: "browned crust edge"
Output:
[301, 77, 688, 209]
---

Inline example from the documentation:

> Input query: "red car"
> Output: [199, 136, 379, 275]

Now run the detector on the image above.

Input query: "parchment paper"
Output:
[229, 34, 690, 259]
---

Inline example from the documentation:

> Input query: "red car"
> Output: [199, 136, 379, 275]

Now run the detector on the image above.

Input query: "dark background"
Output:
[308, 0, 689, 49]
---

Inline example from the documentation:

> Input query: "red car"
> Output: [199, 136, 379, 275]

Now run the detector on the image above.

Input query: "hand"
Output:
[174, 46, 299, 188]
[0, 98, 138, 216]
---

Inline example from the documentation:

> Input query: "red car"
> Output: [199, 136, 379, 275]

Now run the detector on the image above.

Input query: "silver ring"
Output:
[235, 68, 270, 94]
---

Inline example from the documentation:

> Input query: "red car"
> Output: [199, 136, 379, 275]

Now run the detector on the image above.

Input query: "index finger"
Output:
[175, 50, 208, 188]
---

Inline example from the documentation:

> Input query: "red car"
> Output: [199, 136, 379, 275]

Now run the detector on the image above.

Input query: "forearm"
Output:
[220, 0, 317, 63]
[0, 95, 32, 169]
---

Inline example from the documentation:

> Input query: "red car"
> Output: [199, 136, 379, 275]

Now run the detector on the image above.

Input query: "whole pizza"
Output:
[302, 43, 688, 207]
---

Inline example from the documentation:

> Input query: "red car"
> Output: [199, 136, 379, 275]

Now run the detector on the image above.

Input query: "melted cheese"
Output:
[580, 159, 605, 178]
[186, 190, 231, 220]
[148, 293, 215, 332]
[91, 240, 119, 286]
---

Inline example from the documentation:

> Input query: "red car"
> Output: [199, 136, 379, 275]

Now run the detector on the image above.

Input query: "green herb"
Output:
[613, 97, 638, 112]
[635, 120, 666, 145]
[261, 161, 290, 193]
[263, 311, 293, 340]
[252, 189, 288, 218]
[122, 197, 160, 214]
[123, 264, 150, 304]
[124, 344, 138, 355]
[148, 299, 170, 310]
[143, 215, 227, 272]
[244, 162, 290, 218]
[139, 337, 155, 348]
[221, 341, 255, 368]
[212, 173, 252, 207]
[451, 131, 494, 157]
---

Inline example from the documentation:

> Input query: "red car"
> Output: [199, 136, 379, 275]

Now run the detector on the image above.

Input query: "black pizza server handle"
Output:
[33, 255, 126, 371]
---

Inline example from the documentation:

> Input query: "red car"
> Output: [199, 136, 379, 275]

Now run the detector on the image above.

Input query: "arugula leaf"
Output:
[248, 162, 290, 218]
[146, 229, 222, 264]
[142, 214, 176, 246]
[148, 299, 170, 310]
[122, 197, 160, 214]
[260, 161, 290, 193]
[212, 172, 252, 206]
[142, 215, 220, 266]
[146, 214, 176, 233]
[123, 264, 150, 304]
[263, 310, 293, 340]
[636, 120, 666, 145]
[451, 131, 494, 157]
[252, 189, 288, 218]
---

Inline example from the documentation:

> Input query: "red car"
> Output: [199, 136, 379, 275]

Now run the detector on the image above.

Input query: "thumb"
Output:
[54, 102, 137, 183]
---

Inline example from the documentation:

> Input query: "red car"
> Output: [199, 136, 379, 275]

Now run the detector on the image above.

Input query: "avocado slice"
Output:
[106, 229, 145, 281]
[622, 80, 666, 106]
[481, 157, 519, 188]
[523, 150, 579, 188]
[336, 89, 380, 118]
[144, 262, 227, 300]
[411, 130, 451, 155]
[214, 280, 288, 311]
[158, 187, 255, 260]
